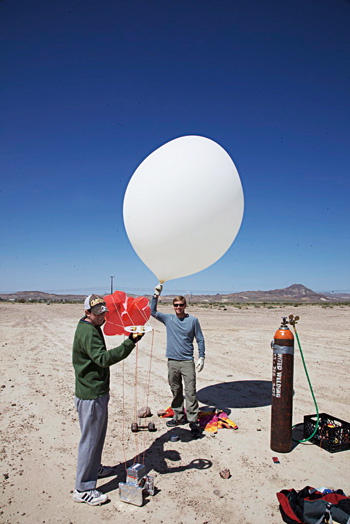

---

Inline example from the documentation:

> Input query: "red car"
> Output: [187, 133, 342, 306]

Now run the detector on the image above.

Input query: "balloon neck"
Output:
[159, 280, 165, 284]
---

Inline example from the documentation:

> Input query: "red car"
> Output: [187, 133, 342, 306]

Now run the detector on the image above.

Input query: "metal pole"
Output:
[110, 276, 114, 294]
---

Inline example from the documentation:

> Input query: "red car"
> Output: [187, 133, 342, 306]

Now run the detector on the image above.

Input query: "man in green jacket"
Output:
[72, 294, 143, 506]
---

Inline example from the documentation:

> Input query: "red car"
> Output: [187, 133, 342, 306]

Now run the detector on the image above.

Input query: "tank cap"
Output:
[280, 317, 289, 328]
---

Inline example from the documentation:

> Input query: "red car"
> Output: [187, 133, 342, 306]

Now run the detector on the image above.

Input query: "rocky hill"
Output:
[0, 291, 85, 302]
[158, 284, 349, 304]
[1, 284, 349, 304]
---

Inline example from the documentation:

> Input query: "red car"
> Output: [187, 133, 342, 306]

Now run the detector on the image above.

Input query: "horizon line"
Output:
[1, 286, 350, 296]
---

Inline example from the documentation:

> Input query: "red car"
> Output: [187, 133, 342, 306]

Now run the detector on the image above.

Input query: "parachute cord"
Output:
[123, 297, 149, 327]
[122, 357, 128, 475]
[145, 327, 155, 410]
[135, 300, 151, 323]
[133, 339, 140, 465]
[291, 325, 320, 443]
[119, 299, 155, 470]
[110, 292, 125, 330]
[141, 326, 155, 465]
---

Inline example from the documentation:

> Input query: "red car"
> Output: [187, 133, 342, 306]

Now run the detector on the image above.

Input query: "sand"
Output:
[0, 302, 349, 524]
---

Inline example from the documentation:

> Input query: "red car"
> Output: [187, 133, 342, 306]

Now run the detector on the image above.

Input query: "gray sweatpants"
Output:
[74, 393, 109, 491]
[167, 360, 198, 423]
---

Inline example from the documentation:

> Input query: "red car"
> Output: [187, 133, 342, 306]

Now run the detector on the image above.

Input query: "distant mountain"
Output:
[0, 284, 349, 304]
[159, 284, 350, 304]
[0, 291, 85, 302]
[223, 283, 327, 303]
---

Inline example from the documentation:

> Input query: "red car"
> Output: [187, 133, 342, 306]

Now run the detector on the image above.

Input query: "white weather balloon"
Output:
[123, 135, 244, 283]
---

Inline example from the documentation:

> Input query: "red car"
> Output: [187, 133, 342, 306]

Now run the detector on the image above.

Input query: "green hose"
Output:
[292, 325, 319, 443]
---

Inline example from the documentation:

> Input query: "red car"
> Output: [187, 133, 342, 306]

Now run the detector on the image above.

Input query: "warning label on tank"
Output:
[272, 354, 283, 398]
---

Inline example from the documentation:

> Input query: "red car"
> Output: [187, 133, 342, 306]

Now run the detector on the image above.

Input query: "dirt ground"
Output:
[0, 302, 349, 524]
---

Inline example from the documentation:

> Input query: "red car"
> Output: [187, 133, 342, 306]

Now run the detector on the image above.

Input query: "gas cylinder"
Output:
[270, 317, 294, 453]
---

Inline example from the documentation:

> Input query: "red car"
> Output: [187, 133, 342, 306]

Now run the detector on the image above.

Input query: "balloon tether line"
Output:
[121, 358, 128, 474]
[133, 339, 140, 464]
[108, 292, 154, 470]
[141, 325, 155, 464]
[120, 307, 155, 471]
[109, 292, 125, 330]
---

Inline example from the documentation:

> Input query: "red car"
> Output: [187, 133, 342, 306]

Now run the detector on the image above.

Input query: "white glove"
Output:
[154, 283, 163, 296]
[196, 357, 204, 372]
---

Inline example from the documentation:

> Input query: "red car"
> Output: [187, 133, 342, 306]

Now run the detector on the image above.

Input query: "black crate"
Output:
[304, 413, 350, 453]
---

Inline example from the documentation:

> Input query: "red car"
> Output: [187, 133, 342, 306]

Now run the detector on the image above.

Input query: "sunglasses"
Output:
[174, 303, 185, 307]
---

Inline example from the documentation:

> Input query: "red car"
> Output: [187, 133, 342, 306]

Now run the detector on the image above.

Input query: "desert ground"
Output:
[0, 302, 349, 524]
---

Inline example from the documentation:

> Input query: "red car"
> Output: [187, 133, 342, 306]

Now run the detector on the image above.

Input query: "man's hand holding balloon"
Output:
[154, 284, 163, 297]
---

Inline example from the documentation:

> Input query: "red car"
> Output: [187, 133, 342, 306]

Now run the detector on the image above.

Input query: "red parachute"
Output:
[103, 290, 151, 336]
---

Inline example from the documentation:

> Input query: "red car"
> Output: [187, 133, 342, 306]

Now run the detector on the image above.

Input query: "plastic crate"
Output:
[304, 413, 350, 453]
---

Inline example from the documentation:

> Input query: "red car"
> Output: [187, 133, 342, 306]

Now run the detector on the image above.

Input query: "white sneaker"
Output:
[73, 489, 108, 506]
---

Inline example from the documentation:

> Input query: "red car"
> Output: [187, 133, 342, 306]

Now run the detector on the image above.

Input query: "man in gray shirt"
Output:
[151, 285, 205, 438]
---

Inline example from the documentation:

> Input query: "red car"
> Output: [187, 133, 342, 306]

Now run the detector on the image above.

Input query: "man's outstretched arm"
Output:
[151, 284, 163, 319]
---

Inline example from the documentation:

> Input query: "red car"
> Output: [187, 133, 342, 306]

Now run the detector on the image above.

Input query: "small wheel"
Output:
[131, 422, 139, 433]
[148, 422, 156, 432]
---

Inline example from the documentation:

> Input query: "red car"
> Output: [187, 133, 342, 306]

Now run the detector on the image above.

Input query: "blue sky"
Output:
[1, 0, 349, 296]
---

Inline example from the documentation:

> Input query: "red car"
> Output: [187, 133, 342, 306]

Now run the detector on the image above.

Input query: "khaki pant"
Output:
[167, 360, 198, 423]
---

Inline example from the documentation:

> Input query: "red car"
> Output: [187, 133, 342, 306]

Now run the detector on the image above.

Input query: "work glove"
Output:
[196, 357, 205, 372]
[154, 283, 163, 296]
[129, 331, 145, 343]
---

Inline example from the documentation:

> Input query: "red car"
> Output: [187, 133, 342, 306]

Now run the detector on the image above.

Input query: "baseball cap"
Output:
[84, 294, 109, 314]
